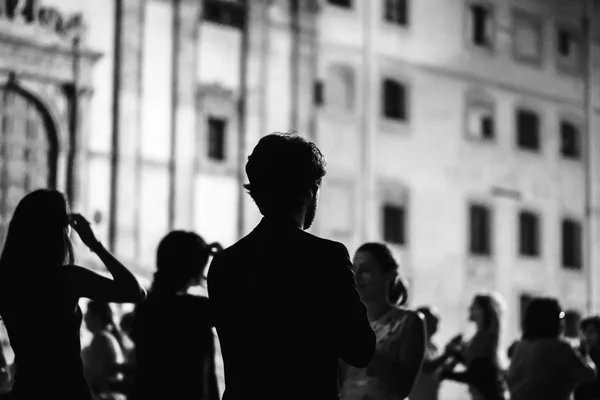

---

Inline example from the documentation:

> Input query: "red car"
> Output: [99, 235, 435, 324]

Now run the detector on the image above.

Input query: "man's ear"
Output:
[309, 185, 319, 200]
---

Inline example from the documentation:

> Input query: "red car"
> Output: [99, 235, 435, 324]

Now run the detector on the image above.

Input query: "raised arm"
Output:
[420, 347, 452, 374]
[563, 341, 597, 384]
[332, 243, 376, 368]
[64, 214, 146, 303]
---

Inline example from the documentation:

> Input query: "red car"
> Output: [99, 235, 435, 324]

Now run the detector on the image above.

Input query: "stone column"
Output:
[112, 0, 145, 260]
[172, 0, 201, 230]
[241, 0, 272, 235]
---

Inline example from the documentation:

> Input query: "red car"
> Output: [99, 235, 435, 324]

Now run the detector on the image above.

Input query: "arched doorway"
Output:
[0, 86, 58, 238]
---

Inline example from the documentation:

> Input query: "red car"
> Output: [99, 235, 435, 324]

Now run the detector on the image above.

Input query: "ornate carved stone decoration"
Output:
[0, 0, 102, 91]
[0, 0, 85, 41]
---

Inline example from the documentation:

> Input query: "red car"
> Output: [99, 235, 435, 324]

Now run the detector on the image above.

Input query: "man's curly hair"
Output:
[244, 132, 327, 216]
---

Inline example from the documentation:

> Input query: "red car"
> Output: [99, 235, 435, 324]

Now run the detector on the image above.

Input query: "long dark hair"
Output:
[150, 230, 221, 295]
[0, 189, 74, 284]
[356, 242, 408, 306]
[87, 300, 125, 354]
[473, 293, 504, 333]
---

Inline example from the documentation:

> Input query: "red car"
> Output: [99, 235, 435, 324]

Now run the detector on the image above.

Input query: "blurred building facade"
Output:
[1, 0, 600, 399]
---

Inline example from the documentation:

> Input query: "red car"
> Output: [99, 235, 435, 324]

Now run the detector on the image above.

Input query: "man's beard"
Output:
[302, 198, 317, 230]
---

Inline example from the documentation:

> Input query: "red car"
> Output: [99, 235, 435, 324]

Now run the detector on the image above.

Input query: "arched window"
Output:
[326, 63, 355, 111]
[0, 86, 58, 238]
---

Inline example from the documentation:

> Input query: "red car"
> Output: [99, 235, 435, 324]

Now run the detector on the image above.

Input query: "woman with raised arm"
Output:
[0, 189, 146, 400]
[133, 230, 221, 400]
[440, 292, 508, 400]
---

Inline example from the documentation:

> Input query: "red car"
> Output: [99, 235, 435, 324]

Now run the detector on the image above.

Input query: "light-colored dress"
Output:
[341, 308, 409, 400]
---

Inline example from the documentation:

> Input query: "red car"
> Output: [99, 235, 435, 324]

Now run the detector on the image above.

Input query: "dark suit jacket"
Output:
[207, 217, 375, 400]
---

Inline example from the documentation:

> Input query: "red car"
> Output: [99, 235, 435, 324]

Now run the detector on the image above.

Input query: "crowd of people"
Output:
[0, 132, 597, 400]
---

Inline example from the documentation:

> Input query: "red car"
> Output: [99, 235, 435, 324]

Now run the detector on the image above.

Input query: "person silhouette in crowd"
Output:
[0, 189, 146, 399]
[82, 301, 126, 400]
[133, 230, 221, 400]
[208, 132, 376, 400]
[110, 311, 135, 400]
[118, 312, 135, 366]
[507, 297, 596, 400]
[340, 242, 425, 400]
[575, 315, 600, 400]
[0, 318, 14, 397]
[441, 292, 508, 400]
[410, 306, 450, 400]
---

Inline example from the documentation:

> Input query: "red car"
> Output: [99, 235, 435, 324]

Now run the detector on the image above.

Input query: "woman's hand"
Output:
[69, 213, 101, 251]
[444, 334, 464, 354]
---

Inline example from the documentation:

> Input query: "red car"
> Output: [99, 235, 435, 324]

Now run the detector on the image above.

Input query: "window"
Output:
[382, 204, 406, 245]
[326, 64, 355, 111]
[203, 0, 245, 29]
[467, 101, 495, 140]
[207, 117, 227, 161]
[468, 3, 494, 48]
[329, 0, 351, 8]
[560, 120, 580, 159]
[314, 81, 324, 106]
[382, 79, 407, 121]
[519, 211, 540, 257]
[513, 10, 543, 64]
[384, 0, 409, 26]
[469, 203, 492, 256]
[562, 218, 582, 270]
[516, 109, 540, 151]
[556, 27, 582, 73]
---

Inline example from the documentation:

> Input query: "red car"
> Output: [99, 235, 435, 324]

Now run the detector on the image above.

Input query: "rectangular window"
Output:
[562, 218, 582, 270]
[513, 10, 543, 64]
[207, 117, 227, 161]
[384, 0, 409, 26]
[382, 79, 407, 121]
[328, 0, 352, 8]
[560, 120, 580, 159]
[382, 204, 406, 245]
[468, 4, 494, 48]
[469, 203, 492, 256]
[556, 27, 582, 74]
[203, 0, 245, 29]
[519, 211, 540, 257]
[467, 102, 495, 140]
[314, 81, 324, 106]
[516, 109, 540, 151]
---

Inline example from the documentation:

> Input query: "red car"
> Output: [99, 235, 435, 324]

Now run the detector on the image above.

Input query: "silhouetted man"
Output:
[208, 132, 375, 400]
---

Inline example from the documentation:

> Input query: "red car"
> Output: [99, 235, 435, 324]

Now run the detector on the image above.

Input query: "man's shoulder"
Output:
[211, 234, 253, 262]
[297, 229, 349, 255]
